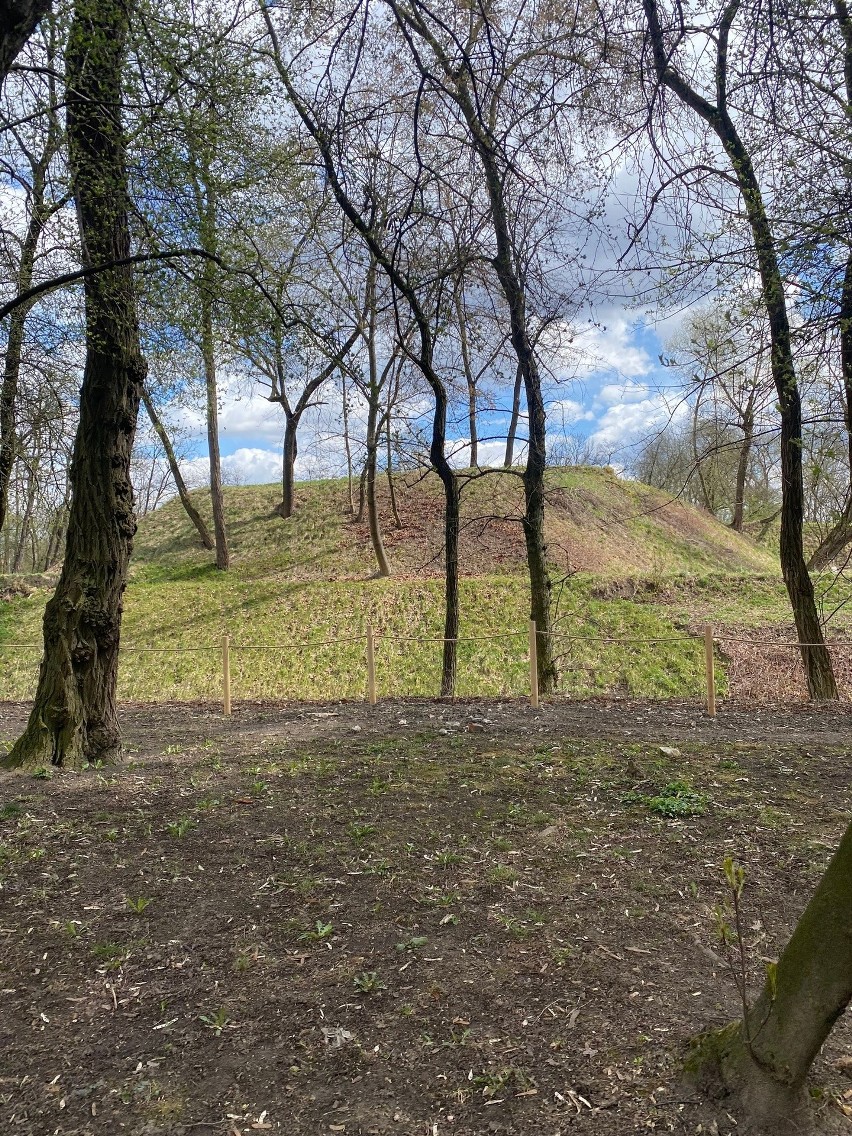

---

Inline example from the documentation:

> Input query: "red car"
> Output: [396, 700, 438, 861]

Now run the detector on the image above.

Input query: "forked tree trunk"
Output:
[141, 385, 213, 549]
[689, 819, 852, 1134]
[3, 0, 146, 770]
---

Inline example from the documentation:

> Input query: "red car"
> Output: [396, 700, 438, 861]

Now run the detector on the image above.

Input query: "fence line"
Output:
[2, 623, 851, 719]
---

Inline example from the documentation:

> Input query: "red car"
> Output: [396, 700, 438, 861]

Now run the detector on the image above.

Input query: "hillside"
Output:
[131, 465, 777, 580]
[6, 465, 847, 705]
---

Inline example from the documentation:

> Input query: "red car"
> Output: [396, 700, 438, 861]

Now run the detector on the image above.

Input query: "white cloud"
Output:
[572, 315, 654, 380]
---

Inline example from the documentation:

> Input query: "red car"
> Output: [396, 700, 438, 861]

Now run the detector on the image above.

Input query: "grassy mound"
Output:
[0, 466, 797, 703]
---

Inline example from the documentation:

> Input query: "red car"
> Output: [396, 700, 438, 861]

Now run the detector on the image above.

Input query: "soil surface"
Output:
[1, 696, 852, 1136]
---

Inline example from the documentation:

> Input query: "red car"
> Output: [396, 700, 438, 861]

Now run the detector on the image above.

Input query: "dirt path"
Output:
[1, 698, 851, 1136]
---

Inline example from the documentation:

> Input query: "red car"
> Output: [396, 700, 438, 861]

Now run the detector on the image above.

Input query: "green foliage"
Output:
[298, 919, 333, 942]
[166, 817, 195, 838]
[126, 896, 153, 915]
[645, 781, 708, 817]
[353, 970, 386, 994]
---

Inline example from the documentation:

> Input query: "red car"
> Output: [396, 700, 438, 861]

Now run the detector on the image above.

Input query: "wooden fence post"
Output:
[366, 623, 377, 706]
[222, 632, 232, 717]
[704, 624, 716, 718]
[528, 619, 539, 708]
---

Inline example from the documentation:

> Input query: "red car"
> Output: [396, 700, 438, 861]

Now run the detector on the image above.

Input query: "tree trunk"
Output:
[386, 415, 401, 529]
[201, 289, 228, 570]
[365, 399, 390, 577]
[808, 251, 852, 570]
[356, 461, 367, 522]
[0, 0, 51, 87]
[3, 0, 146, 770]
[11, 457, 37, 571]
[342, 373, 355, 515]
[140, 385, 213, 549]
[437, 460, 459, 697]
[504, 362, 522, 467]
[730, 408, 753, 532]
[455, 287, 478, 467]
[644, 0, 836, 701]
[481, 163, 557, 693]
[688, 819, 852, 1134]
[278, 410, 297, 519]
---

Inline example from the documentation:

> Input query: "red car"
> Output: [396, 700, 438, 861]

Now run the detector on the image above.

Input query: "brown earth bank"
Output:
[1, 697, 851, 1136]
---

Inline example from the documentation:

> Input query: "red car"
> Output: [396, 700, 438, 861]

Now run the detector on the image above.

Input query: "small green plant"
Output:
[164, 744, 182, 755]
[167, 817, 195, 838]
[126, 896, 153, 916]
[353, 970, 386, 995]
[32, 767, 52, 780]
[488, 865, 520, 886]
[199, 1008, 230, 1035]
[298, 919, 333, 943]
[645, 781, 707, 817]
[396, 935, 428, 952]
[348, 822, 376, 841]
[433, 849, 461, 868]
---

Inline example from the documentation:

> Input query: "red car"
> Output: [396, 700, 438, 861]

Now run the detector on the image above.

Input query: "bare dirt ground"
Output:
[1, 696, 852, 1136]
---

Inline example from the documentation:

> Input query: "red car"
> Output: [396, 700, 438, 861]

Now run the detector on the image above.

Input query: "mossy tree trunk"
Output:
[2, 0, 145, 770]
[689, 819, 852, 1133]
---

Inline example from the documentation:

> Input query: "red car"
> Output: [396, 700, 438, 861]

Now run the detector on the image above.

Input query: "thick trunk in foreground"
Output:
[3, 0, 145, 770]
[141, 385, 213, 550]
[688, 819, 852, 1134]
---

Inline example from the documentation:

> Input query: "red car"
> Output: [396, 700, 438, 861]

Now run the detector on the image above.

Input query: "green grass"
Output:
[0, 467, 805, 703]
[0, 575, 715, 701]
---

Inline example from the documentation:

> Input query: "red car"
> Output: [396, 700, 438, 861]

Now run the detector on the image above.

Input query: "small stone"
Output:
[659, 746, 680, 757]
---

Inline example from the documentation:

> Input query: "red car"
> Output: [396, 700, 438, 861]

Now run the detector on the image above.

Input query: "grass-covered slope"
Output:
[0, 466, 788, 703]
[131, 465, 777, 580]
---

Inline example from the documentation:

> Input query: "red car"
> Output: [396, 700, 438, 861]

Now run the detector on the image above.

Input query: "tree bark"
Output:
[278, 410, 298, 519]
[688, 820, 852, 1134]
[364, 398, 390, 577]
[455, 287, 478, 467]
[386, 414, 401, 529]
[342, 373, 355, 515]
[140, 385, 213, 549]
[504, 362, 523, 467]
[644, 0, 837, 701]
[3, 0, 146, 770]
[0, 0, 51, 87]
[0, 196, 44, 537]
[201, 287, 228, 569]
[730, 407, 753, 532]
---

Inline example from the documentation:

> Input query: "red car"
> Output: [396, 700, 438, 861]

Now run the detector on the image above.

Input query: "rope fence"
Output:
[0, 622, 848, 718]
